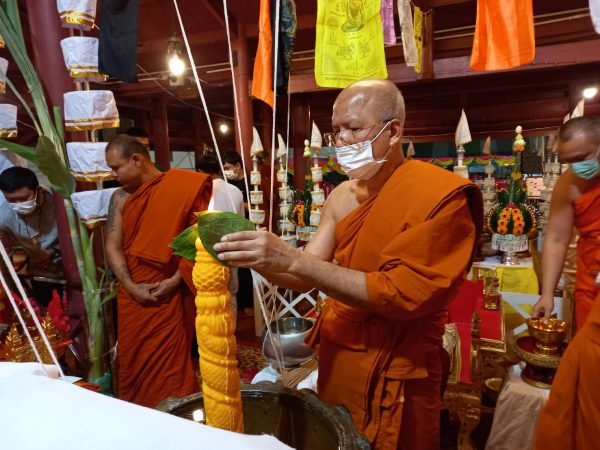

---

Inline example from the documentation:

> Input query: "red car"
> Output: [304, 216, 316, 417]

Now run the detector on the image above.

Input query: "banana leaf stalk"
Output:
[0, 1, 108, 384]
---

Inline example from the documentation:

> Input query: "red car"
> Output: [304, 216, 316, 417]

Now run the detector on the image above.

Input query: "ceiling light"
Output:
[583, 87, 598, 99]
[219, 123, 229, 134]
[169, 54, 185, 76]
[167, 34, 185, 76]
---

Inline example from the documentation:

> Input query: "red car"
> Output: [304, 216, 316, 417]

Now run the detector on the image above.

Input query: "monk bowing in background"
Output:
[214, 79, 482, 450]
[105, 135, 212, 407]
[533, 117, 600, 330]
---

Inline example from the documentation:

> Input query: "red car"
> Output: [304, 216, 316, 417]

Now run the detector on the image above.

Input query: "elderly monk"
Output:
[105, 135, 211, 407]
[534, 286, 600, 449]
[533, 117, 600, 329]
[214, 79, 482, 449]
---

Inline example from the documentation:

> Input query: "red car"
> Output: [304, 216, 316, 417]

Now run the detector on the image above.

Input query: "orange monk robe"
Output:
[307, 160, 482, 450]
[573, 181, 600, 329]
[470, 0, 535, 71]
[118, 169, 212, 408]
[533, 291, 600, 450]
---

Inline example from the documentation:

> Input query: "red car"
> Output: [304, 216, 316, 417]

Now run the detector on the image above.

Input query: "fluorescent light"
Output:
[169, 54, 185, 76]
[219, 123, 229, 134]
[583, 87, 598, 99]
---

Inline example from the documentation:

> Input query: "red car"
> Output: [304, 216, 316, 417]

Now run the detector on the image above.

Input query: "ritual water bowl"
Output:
[483, 377, 503, 406]
[526, 318, 568, 356]
[156, 382, 371, 450]
[261, 317, 315, 368]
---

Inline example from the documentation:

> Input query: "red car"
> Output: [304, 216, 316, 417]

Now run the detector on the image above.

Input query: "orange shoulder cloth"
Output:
[122, 169, 212, 265]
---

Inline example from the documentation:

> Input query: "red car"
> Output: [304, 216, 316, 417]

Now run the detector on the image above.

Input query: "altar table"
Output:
[485, 364, 549, 450]
[471, 256, 539, 295]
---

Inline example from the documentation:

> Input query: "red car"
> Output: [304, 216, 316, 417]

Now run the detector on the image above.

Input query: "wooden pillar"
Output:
[136, 110, 151, 135]
[25, 0, 86, 350]
[233, 22, 253, 171]
[193, 109, 204, 165]
[291, 98, 310, 190]
[151, 99, 171, 170]
[422, 10, 434, 80]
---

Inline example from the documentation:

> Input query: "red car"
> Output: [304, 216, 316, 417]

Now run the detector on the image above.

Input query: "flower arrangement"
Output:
[512, 126, 526, 152]
[487, 126, 539, 237]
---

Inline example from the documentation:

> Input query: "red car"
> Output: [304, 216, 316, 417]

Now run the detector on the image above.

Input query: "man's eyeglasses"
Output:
[323, 120, 393, 147]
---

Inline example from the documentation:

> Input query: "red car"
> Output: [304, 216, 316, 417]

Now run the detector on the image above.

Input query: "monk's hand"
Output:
[214, 230, 296, 272]
[151, 275, 181, 302]
[128, 282, 161, 305]
[532, 295, 554, 321]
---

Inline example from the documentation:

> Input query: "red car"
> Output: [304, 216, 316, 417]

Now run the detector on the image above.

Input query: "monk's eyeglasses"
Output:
[323, 119, 394, 147]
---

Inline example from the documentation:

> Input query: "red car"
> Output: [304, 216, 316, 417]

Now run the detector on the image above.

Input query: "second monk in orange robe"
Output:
[105, 135, 212, 407]
[534, 117, 600, 330]
[214, 79, 482, 449]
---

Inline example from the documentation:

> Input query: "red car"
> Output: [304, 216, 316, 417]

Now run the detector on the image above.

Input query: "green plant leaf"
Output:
[0, 139, 36, 163]
[197, 211, 255, 266]
[34, 136, 75, 198]
[170, 224, 199, 261]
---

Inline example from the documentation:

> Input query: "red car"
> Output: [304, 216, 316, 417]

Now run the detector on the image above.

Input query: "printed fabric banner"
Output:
[413, 5, 423, 74]
[315, 0, 387, 88]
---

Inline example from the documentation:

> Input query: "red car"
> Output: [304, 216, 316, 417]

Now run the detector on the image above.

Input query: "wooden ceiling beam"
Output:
[289, 39, 600, 93]
[429, 0, 473, 6]
[199, 0, 237, 38]
[138, 13, 316, 56]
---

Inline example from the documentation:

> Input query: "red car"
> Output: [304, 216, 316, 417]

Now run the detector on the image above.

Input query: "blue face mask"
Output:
[570, 156, 600, 180]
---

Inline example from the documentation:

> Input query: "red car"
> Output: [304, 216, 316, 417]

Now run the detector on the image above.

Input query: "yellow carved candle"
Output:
[192, 238, 244, 432]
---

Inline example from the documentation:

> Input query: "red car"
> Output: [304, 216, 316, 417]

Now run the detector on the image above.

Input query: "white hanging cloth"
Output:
[71, 188, 118, 228]
[57, 0, 98, 31]
[63, 90, 120, 131]
[250, 126, 264, 158]
[310, 121, 322, 152]
[0, 104, 17, 138]
[406, 140, 415, 158]
[590, 0, 600, 34]
[398, 0, 418, 67]
[66, 142, 113, 182]
[455, 109, 472, 148]
[571, 99, 585, 119]
[60, 37, 107, 83]
[482, 136, 492, 155]
[276, 133, 287, 159]
[0, 58, 8, 94]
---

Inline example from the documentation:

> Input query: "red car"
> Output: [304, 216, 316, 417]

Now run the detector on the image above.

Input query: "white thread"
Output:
[222, 0, 251, 209]
[172, 0, 235, 213]
[268, 0, 282, 233]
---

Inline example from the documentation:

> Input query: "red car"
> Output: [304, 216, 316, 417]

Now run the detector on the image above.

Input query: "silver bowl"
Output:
[261, 317, 315, 368]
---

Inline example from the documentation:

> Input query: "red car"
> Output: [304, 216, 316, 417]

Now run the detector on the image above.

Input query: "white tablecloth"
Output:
[252, 365, 318, 393]
[0, 362, 292, 450]
[485, 364, 549, 450]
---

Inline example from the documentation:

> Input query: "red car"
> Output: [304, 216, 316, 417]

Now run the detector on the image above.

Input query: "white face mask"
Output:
[335, 122, 392, 180]
[223, 169, 237, 180]
[8, 192, 38, 215]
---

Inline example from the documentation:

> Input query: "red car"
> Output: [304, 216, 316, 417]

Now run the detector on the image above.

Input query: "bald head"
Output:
[559, 116, 600, 147]
[557, 116, 600, 164]
[106, 134, 151, 160]
[335, 79, 406, 124]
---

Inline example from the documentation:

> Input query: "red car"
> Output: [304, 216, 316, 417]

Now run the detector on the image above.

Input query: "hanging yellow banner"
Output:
[315, 0, 387, 88]
[413, 5, 423, 74]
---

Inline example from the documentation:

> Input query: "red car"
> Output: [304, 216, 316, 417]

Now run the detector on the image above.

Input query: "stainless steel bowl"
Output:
[261, 317, 315, 368]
